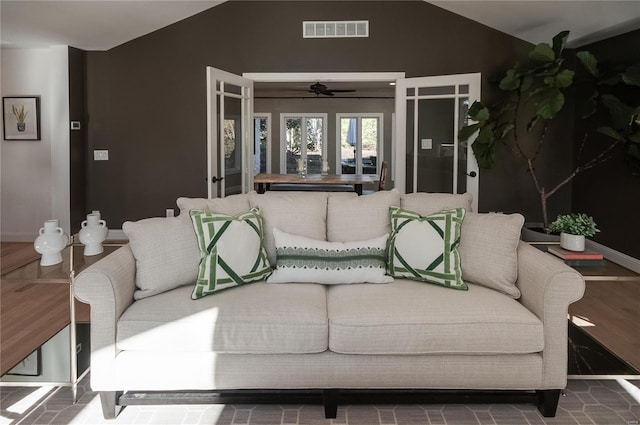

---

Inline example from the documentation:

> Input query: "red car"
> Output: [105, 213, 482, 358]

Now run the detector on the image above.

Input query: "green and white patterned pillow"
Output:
[268, 229, 393, 284]
[388, 206, 467, 290]
[189, 208, 272, 299]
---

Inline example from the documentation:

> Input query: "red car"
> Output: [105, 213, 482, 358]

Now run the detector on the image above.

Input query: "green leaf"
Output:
[471, 137, 496, 169]
[467, 101, 489, 122]
[499, 69, 520, 91]
[536, 89, 565, 119]
[520, 75, 533, 92]
[601, 94, 633, 130]
[622, 64, 640, 86]
[554, 69, 574, 88]
[529, 43, 555, 62]
[629, 132, 640, 144]
[552, 31, 570, 57]
[597, 126, 624, 141]
[577, 51, 599, 77]
[474, 125, 495, 145]
[458, 123, 480, 142]
[581, 91, 599, 119]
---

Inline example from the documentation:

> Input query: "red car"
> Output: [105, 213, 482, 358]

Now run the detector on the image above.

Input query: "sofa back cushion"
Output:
[249, 191, 330, 265]
[327, 189, 400, 242]
[176, 194, 250, 218]
[123, 217, 199, 300]
[400, 192, 473, 216]
[458, 212, 525, 298]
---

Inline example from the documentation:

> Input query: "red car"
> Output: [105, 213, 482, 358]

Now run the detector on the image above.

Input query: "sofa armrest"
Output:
[516, 242, 585, 388]
[73, 244, 136, 390]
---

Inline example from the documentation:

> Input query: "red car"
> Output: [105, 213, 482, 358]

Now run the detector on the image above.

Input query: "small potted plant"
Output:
[12, 104, 28, 132]
[547, 213, 599, 252]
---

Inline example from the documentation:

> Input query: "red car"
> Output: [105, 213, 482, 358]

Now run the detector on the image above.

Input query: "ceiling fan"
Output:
[308, 82, 356, 96]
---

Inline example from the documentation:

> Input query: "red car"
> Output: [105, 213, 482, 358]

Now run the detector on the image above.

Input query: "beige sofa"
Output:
[73, 190, 585, 419]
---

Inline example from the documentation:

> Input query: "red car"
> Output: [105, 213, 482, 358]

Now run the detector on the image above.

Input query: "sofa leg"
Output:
[536, 389, 561, 417]
[322, 389, 338, 419]
[100, 391, 122, 419]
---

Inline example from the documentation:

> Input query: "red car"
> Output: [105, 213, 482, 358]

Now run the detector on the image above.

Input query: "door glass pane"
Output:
[223, 82, 242, 96]
[223, 96, 242, 195]
[459, 84, 469, 94]
[457, 97, 470, 194]
[418, 86, 455, 96]
[406, 99, 415, 193]
[306, 118, 323, 174]
[406, 88, 415, 97]
[340, 118, 356, 174]
[361, 117, 379, 175]
[285, 118, 302, 174]
[416, 98, 454, 193]
[254, 117, 267, 174]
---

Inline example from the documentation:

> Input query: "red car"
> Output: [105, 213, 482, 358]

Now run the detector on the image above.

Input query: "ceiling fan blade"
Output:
[328, 89, 356, 93]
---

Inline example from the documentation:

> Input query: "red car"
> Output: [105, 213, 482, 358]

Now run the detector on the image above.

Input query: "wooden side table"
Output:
[0, 236, 124, 401]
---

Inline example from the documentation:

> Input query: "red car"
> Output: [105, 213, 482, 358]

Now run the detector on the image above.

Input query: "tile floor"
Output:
[1, 377, 639, 425]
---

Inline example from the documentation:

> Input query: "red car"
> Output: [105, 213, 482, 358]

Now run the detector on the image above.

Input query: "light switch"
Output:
[421, 139, 433, 150]
[94, 150, 109, 161]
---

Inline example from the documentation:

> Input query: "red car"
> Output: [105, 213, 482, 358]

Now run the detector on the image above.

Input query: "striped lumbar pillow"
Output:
[189, 207, 272, 299]
[267, 228, 393, 284]
[387, 206, 467, 290]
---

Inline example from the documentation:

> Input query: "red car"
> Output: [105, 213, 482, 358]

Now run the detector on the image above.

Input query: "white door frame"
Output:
[395, 73, 481, 211]
[207, 67, 253, 198]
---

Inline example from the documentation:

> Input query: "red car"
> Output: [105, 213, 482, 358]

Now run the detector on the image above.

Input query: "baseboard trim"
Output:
[585, 239, 640, 274]
[1, 233, 37, 242]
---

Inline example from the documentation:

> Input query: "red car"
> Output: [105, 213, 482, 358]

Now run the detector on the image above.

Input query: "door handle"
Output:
[211, 176, 225, 183]
[465, 171, 477, 178]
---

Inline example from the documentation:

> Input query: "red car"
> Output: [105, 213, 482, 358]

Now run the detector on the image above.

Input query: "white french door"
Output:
[207, 67, 254, 198]
[395, 73, 481, 211]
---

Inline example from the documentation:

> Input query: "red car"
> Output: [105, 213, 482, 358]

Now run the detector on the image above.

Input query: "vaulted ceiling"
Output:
[1, 1, 639, 51]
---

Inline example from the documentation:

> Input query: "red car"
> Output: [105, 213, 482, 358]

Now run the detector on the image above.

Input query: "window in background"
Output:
[280, 114, 327, 174]
[337, 113, 383, 176]
[254, 114, 271, 174]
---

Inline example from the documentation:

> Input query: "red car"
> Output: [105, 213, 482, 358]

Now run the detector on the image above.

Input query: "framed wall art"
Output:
[3, 96, 41, 141]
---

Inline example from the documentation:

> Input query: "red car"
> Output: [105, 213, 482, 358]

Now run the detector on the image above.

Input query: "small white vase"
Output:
[79, 213, 108, 256]
[560, 232, 585, 252]
[34, 219, 69, 266]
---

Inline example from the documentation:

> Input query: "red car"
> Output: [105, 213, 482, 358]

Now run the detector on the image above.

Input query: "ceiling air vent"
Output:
[303, 21, 369, 38]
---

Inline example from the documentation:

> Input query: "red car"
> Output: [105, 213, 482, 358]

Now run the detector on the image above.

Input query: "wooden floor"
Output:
[2, 242, 639, 373]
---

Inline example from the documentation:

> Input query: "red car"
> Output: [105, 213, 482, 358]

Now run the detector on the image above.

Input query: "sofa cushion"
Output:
[459, 212, 525, 298]
[267, 229, 393, 284]
[117, 283, 328, 354]
[177, 193, 250, 219]
[327, 279, 543, 355]
[387, 206, 467, 290]
[189, 208, 271, 299]
[248, 191, 329, 265]
[123, 217, 199, 300]
[400, 192, 473, 216]
[327, 189, 400, 242]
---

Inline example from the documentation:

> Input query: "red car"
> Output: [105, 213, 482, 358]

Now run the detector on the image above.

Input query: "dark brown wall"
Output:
[69, 46, 87, 233]
[85, 0, 573, 227]
[572, 29, 640, 258]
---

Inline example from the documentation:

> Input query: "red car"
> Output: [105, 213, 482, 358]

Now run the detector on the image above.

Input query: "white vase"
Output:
[34, 219, 69, 266]
[79, 213, 108, 256]
[560, 232, 585, 252]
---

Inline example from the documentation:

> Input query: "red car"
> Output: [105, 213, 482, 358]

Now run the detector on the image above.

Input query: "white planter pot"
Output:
[34, 219, 69, 266]
[560, 233, 585, 252]
[79, 213, 108, 256]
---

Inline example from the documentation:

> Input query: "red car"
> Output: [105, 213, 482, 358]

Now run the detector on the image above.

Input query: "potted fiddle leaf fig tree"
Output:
[458, 30, 640, 228]
[547, 213, 599, 251]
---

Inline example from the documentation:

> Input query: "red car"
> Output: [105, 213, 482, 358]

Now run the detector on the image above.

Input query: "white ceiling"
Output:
[0, 1, 225, 51]
[1, 1, 639, 50]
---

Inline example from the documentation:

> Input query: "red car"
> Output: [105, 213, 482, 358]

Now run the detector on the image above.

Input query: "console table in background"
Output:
[0, 238, 124, 401]
[254, 173, 374, 195]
